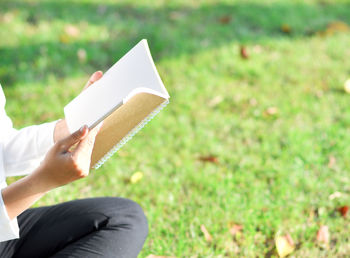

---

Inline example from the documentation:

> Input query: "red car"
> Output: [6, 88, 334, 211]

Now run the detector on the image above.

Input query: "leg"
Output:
[0, 197, 148, 258]
[50, 197, 148, 258]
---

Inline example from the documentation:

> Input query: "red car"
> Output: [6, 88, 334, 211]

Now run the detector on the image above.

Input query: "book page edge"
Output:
[92, 98, 169, 169]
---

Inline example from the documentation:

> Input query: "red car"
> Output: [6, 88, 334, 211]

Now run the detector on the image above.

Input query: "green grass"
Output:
[1, 0, 350, 256]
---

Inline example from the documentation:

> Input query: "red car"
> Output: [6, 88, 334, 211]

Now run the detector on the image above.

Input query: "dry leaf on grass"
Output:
[228, 222, 243, 237]
[281, 24, 292, 34]
[326, 21, 350, 33]
[240, 46, 249, 59]
[218, 15, 231, 24]
[337, 205, 349, 218]
[200, 224, 213, 243]
[328, 191, 342, 200]
[275, 234, 295, 258]
[130, 171, 143, 184]
[316, 225, 330, 248]
[59, 25, 80, 44]
[199, 155, 219, 164]
[327, 155, 336, 168]
[318, 21, 350, 37]
[344, 79, 350, 93]
[209, 95, 224, 107]
[64, 24, 80, 37]
[264, 107, 278, 116]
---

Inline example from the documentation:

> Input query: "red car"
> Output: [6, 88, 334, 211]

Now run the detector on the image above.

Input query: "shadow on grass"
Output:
[0, 0, 349, 87]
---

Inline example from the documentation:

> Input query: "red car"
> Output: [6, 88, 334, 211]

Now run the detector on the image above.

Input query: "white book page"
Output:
[64, 39, 169, 133]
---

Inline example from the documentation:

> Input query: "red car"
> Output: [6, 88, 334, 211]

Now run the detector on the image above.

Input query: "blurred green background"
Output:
[1, 0, 350, 257]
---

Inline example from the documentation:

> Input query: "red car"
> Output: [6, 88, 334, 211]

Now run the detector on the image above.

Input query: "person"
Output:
[0, 71, 148, 257]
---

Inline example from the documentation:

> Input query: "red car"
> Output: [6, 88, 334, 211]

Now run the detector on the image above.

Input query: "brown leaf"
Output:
[326, 21, 350, 34]
[199, 155, 219, 164]
[338, 205, 349, 217]
[218, 15, 231, 24]
[200, 224, 213, 243]
[318, 21, 350, 37]
[327, 155, 336, 168]
[281, 24, 292, 34]
[240, 46, 249, 59]
[228, 222, 243, 236]
[316, 225, 330, 248]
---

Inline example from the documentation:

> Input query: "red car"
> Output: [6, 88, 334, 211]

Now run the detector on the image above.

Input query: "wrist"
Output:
[27, 167, 54, 194]
[2, 169, 49, 220]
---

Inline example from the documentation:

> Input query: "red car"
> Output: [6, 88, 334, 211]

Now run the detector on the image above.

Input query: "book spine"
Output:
[92, 99, 170, 169]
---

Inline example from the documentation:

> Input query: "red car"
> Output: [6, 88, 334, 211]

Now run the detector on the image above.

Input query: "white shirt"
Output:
[0, 84, 56, 242]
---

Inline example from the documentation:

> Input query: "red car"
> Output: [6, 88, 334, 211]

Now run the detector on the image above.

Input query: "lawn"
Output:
[1, 0, 350, 257]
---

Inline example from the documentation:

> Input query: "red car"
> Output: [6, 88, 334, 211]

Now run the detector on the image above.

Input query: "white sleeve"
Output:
[0, 85, 57, 176]
[0, 187, 19, 241]
[2, 119, 57, 177]
[0, 84, 57, 242]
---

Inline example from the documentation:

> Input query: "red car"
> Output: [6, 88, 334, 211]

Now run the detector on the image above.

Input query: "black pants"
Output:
[0, 197, 148, 258]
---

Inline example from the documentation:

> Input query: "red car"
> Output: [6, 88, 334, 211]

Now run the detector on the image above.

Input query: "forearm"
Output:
[1, 169, 49, 220]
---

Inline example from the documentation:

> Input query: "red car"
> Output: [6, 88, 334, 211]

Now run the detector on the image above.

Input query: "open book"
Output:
[64, 40, 170, 169]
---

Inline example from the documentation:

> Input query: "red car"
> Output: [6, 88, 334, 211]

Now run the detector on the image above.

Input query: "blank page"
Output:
[64, 39, 169, 133]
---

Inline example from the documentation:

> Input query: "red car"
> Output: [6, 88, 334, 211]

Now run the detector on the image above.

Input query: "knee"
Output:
[109, 198, 149, 239]
[126, 199, 149, 237]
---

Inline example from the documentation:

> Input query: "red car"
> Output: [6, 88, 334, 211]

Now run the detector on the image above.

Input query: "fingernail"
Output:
[92, 71, 102, 78]
[79, 125, 87, 132]
[94, 71, 103, 79]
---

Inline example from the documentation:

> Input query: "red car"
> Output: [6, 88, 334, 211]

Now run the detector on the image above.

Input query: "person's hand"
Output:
[33, 124, 100, 192]
[2, 124, 101, 220]
[53, 71, 103, 143]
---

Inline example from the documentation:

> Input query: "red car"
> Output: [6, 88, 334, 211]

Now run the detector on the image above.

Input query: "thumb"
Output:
[72, 125, 99, 158]
[57, 125, 89, 152]
[83, 71, 103, 90]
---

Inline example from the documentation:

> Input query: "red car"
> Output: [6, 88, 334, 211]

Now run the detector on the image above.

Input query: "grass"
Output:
[1, 0, 350, 256]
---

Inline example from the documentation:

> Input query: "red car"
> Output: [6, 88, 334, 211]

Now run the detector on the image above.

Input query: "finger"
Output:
[96, 121, 104, 133]
[57, 125, 88, 152]
[72, 126, 99, 158]
[83, 71, 103, 90]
